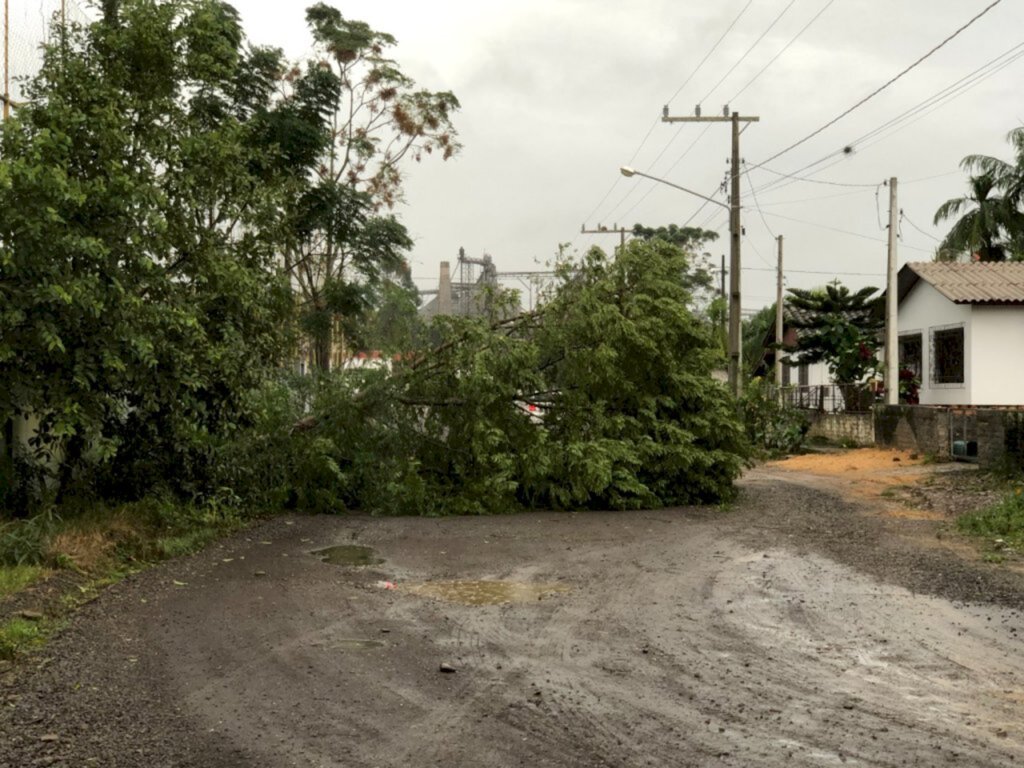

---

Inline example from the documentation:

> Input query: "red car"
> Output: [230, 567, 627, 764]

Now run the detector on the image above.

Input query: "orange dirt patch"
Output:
[766, 448, 930, 510]
[769, 447, 924, 477]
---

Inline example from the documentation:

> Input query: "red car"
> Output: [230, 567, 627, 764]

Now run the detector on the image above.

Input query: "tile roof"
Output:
[901, 261, 1024, 304]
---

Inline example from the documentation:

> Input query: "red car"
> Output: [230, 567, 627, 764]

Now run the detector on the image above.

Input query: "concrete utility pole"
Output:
[580, 224, 628, 251]
[662, 106, 760, 397]
[775, 235, 784, 391]
[885, 177, 899, 405]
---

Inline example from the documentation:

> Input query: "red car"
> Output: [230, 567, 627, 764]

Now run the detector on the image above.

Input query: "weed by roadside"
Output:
[957, 486, 1024, 557]
[0, 492, 259, 661]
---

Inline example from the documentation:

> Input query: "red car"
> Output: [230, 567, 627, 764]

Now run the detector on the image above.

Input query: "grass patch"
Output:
[0, 564, 45, 599]
[0, 494, 259, 660]
[957, 486, 1024, 550]
[0, 616, 48, 659]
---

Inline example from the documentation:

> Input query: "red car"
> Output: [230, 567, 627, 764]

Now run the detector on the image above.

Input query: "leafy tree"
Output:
[742, 304, 777, 378]
[785, 282, 883, 386]
[935, 128, 1024, 262]
[933, 173, 1016, 262]
[227, 239, 748, 515]
[0, 0, 331, 505]
[283, 4, 461, 370]
[631, 223, 719, 296]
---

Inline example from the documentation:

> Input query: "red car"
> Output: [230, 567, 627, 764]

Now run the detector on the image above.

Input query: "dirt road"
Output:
[4, 451, 1024, 767]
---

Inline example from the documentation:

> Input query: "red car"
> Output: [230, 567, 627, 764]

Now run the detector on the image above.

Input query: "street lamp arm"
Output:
[618, 166, 730, 211]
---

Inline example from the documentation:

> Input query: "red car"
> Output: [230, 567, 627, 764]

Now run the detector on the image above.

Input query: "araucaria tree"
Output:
[0, 0, 333, 500]
[284, 4, 461, 369]
[785, 282, 883, 386]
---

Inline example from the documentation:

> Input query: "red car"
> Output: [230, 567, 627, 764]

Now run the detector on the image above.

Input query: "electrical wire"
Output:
[750, 0, 1005, 171]
[744, 160, 777, 239]
[900, 210, 942, 242]
[727, 0, 836, 102]
[758, 210, 934, 253]
[698, 0, 798, 105]
[750, 39, 1024, 198]
[579, 0, 754, 228]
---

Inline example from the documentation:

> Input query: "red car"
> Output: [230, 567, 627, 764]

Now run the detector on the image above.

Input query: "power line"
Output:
[900, 209, 942, 243]
[699, 0, 798, 104]
[758, 210, 934, 253]
[581, 0, 754, 228]
[743, 159, 777, 239]
[727, 0, 836, 102]
[751, 0, 1005, 170]
[667, 0, 754, 107]
[743, 37, 1024, 202]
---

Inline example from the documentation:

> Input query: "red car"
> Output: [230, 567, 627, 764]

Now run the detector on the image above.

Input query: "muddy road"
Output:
[4, 453, 1024, 767]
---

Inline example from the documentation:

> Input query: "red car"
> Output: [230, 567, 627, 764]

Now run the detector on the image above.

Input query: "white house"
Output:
[896, 262, 1024, 406]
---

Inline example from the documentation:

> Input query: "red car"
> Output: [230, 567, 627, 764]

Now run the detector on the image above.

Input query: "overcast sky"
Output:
[48, 0, 1024, 311]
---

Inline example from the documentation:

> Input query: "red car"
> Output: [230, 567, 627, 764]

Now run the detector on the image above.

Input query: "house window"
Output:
[782, 363, 791, 386]
[798, 363, 809, 387]
[931, 326, 964, 385]
[899, 333, 922, 378]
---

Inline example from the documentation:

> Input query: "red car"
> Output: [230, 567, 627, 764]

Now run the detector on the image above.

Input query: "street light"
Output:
[618, 166, 743, 397]
[619, 167, 730, 212]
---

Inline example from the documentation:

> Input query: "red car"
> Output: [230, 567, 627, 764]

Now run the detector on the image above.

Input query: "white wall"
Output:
[898, 281, 972, 405]
[969, 305, 1024, 405]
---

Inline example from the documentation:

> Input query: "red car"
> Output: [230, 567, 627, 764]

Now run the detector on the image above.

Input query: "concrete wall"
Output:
[875, 405, 1024, 468]
[970, 306, 1024, 405]
[898, 281, 971, 405]
[807, 412, 874, 446]
[874, 406, 951, 459]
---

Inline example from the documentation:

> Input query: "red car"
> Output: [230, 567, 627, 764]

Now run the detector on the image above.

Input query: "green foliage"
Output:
[935, 128, 1024, 262]
[0, 617, 47, 660]
[0, 564, 43, 599]
[740, 378, 809, 455]
[0, 510, 59, 566]
[224, 239, 749, 515]
[742, 304, 777, 378]
[957, 487, 1024, 548]
[283, 6, 460, 369]
[0, 0, 326, 506]
[786, 282, 883, 385]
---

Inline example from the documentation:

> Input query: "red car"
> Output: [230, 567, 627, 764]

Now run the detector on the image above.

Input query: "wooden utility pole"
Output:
[775, 235, 784, 391]
[662, 107, 760, 397]
[3, 0, 9, 121]
[581, 224, 628, 251]
[885, 177, 899, 405]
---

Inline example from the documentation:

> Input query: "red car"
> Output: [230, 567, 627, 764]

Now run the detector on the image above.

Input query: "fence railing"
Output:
[776, 384, 878, 414]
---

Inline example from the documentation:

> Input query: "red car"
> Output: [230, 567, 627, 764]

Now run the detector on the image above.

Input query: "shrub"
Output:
[740, 378, 809, 455]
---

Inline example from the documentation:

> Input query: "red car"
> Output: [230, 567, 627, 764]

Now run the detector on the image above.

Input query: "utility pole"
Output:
[3, 0, 9, 121]
[581, 224, 628, 251]
[775, 235, 784, 392]
[885, 177, 899, 405]
[662, 106, 760, 397]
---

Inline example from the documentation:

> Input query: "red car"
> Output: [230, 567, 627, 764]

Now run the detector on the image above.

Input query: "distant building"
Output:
[420, 248, 520, 320]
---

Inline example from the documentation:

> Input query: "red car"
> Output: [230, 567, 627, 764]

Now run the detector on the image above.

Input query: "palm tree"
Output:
[935, 128, 1024, 262]
[933, 173, 1013, 262]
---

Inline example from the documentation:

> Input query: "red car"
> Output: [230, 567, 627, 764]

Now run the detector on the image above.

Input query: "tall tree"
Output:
[0, 0, 331, 504]
[935, 128, 1024, 262]
[785, 282, 883, 386]
[933, 173, 1015, 262]
[284, 4, 461, 369]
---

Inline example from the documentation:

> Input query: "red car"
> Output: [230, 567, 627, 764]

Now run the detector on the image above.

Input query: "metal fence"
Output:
[778, 384, 878, 414]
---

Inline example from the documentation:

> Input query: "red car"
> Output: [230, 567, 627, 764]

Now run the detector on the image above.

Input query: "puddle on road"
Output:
[335, 639, 385, 650]
[312, 545, 383, 566]
[405, 579, 569, 606]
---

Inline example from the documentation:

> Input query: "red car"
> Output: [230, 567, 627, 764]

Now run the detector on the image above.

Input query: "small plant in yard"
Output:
[740, 378, 809, 455]
[957, 487, 1024, 549]
[0, 617, 47, 660]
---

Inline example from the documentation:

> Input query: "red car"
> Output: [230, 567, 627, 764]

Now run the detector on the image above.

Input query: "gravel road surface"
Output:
[3, 453, 1024, 767]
